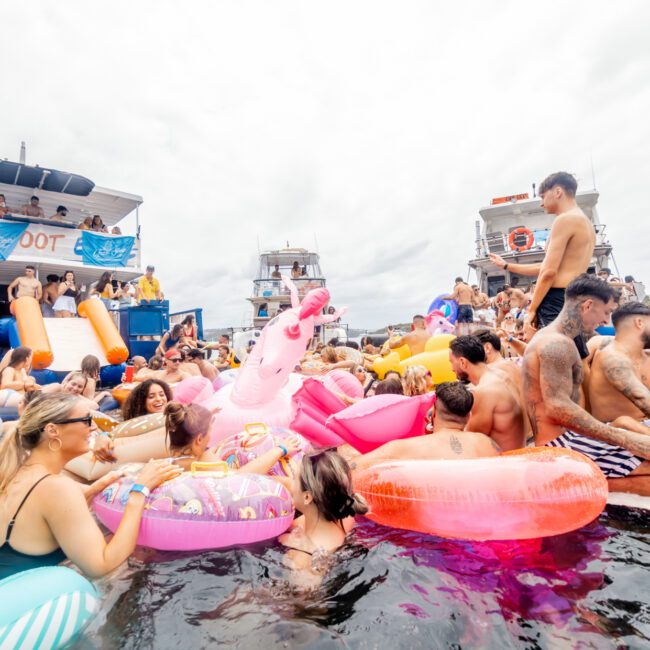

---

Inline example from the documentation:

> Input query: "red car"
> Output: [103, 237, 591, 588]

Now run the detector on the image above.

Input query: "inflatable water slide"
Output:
[0, 296, 128, 384]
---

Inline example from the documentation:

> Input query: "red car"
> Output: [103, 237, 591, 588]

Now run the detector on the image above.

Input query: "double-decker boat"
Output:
[468, 190, 618, 296]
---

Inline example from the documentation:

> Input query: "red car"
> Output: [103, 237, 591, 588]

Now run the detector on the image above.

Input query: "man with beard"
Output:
[588, 302, 650, 431]
[524, 275, 650, 494]
[448, 335, 525, 451]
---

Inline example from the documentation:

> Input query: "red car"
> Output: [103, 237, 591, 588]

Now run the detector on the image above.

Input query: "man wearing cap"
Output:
[136, 265, 162, 304]
[21, 195, 45, 218]
[49, 205, 68, 222]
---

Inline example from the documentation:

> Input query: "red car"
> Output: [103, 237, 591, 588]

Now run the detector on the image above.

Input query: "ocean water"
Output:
[73, 505, 650, 649]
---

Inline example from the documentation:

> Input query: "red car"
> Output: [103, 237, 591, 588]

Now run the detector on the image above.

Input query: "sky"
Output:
[2, 1, 649, 328]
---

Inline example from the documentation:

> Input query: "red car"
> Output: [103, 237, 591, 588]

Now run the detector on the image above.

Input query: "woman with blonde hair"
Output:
[403, 365, 433, 397]
[0, 393, 180, 579]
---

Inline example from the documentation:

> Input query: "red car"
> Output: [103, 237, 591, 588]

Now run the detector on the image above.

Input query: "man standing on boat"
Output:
[442, 277, 475, 336]
[385, 315, 430, 356]
[489, 172, 595, 355]
[8, 265, 42, 302]
[136, 265, 163, 304]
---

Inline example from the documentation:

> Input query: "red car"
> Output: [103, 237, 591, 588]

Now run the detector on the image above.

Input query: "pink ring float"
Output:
[93, 471, 293, 550]
[354, 447, 608, 540]
[214, 424, 312, 477]
[173, 376, 214, 405]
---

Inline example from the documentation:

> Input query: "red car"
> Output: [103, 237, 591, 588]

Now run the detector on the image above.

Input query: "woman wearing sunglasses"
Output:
[0, 394, 181, 579]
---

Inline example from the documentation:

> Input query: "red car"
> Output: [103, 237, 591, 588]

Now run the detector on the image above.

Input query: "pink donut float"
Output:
[214, 423, 312, 477]
[173, 376, 214, 405]
[326, 393, 435, 453]
[93, 471, 293, 550]
[323, 369, 364, 400]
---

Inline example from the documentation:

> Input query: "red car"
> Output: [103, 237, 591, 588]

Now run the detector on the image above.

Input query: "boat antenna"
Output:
[19, 141, 26, 164]
[256, 234, 261, 256]
[532, 182, 536, 198]
[314, 233, 320, 253]
[590, 152, 597, 189]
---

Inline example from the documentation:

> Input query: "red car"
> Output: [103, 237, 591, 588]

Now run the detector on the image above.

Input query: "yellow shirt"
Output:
[138, 276, 160, 301]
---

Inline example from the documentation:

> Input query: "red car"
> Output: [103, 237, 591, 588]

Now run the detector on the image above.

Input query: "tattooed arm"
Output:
[539, 339, 650, 458]
[600, 352, 650, 418]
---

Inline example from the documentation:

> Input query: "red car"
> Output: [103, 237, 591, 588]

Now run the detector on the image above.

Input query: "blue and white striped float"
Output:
[0, 567, 98, 650]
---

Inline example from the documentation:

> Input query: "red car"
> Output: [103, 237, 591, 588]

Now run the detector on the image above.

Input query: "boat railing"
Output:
[1, 213, 141, 269]
[252, 277, 326, 298]
[474, 224, 610, 258]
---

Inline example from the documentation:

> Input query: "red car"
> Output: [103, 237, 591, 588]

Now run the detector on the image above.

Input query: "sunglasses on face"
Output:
[168, 358, 182, 363]
[53, 414, 94, 427]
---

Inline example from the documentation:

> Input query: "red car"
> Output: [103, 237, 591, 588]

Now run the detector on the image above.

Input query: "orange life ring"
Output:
[508, 227, 534, 252]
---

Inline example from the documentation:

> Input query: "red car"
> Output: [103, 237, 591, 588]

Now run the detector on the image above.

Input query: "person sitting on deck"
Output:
[291, 261, 302, 279]
[49, 205, 68, 222]
[8, 265, 42, 303]
[449, 335, 525, 451]
[347, 381, 500, 472]
[111, 226, 122, 235]
[20, 195, 44, 218]
[0, 348, 40, 395]
[271, 264, 282, 279]
[523, 274, 650, 494]
[136, 266, 162, 304]
[62, 356, 113, 407]
[180, 315, 206, 349]
[156, 324, 186, 357]
[78, 216, 92, 230]
[0, 194, 11, 216]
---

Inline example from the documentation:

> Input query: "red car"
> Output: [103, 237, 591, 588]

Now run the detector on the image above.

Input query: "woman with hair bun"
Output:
[163, 401, 301, 472]
[280, 448, 368, 580]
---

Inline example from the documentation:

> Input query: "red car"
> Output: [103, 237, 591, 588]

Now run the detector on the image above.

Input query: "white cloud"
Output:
[2, 0, 649, 328]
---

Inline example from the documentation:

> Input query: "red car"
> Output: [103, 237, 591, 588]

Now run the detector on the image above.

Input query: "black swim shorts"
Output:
[456, 305, 474, 323]
[537, 287, 589, 360]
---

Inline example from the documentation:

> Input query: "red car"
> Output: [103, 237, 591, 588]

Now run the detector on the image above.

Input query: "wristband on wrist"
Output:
[278, 444, 288, 458]
[129, 484, 150, 499]
[504, 263, 509, 271]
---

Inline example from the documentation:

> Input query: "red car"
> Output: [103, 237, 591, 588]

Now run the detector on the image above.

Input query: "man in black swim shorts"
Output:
[442, 277, 474, 336]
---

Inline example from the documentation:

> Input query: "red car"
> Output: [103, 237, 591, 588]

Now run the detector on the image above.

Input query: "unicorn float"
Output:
[203, 277, 346, 445]
[424, 309, 455, 336]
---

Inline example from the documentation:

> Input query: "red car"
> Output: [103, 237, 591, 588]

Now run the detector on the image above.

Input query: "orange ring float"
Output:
[508, 227, 534, 252]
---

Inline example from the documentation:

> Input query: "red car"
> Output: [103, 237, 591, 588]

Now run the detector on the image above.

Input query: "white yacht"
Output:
[247, 246, 347, 341]
[468, 190, 615, 296]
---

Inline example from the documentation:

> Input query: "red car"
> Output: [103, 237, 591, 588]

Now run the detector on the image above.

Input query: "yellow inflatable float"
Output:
[373, 333, 456, 384]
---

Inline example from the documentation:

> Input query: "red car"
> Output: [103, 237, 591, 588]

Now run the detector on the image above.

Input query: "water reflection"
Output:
[78, 506, 650, 649]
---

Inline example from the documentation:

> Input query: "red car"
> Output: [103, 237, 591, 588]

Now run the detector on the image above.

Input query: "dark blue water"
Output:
[75, 505, 650, 649]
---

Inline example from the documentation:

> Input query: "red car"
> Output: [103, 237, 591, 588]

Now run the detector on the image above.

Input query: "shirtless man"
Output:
[494, 285, 511, 327]
[386, 315, 429, 356]
[443, 277, 474, 336]
[449, 335, 525, 451]
[135, 350, 191, 383]
[471, 285, 490, 310]
[21, 195, 45, 218]
[271, 264, 281, 279]
[507, 285, 528, 311]
[588, 302, 650, 428]
[348, 381, 500, 474]
[49, 205, 68, 222]
[186, 349, 219, 382]
[490, 172, 596, 356]
[523, 274, 650, 494]
[8, 266, 42, 302]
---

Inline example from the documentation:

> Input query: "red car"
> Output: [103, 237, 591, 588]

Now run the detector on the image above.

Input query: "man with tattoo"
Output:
[348, 382, 500, 474]
[489, 172, 596, 358]
[449, 335, 525, 451]
[588, 302, 650, 430]
[524, 275, 650, 493]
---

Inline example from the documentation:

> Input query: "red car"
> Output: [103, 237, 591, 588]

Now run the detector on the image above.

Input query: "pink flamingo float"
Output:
[203, 277, 346, 444]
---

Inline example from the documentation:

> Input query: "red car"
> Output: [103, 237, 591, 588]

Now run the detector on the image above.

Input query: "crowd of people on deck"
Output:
[6, 264, 164, 316]
[0, 171, 649, 587]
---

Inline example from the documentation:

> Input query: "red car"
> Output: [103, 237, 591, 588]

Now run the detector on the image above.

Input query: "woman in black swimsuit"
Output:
[279, 449, 368, 583]
[53, 270, 79, 318]
[0, 393, 181, 580]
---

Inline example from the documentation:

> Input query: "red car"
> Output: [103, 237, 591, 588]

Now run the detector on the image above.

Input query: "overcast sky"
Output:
[2, 1, 649, 328]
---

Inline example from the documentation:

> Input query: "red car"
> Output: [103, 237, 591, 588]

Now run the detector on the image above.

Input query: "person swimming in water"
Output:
[279, 448, 368, 584]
